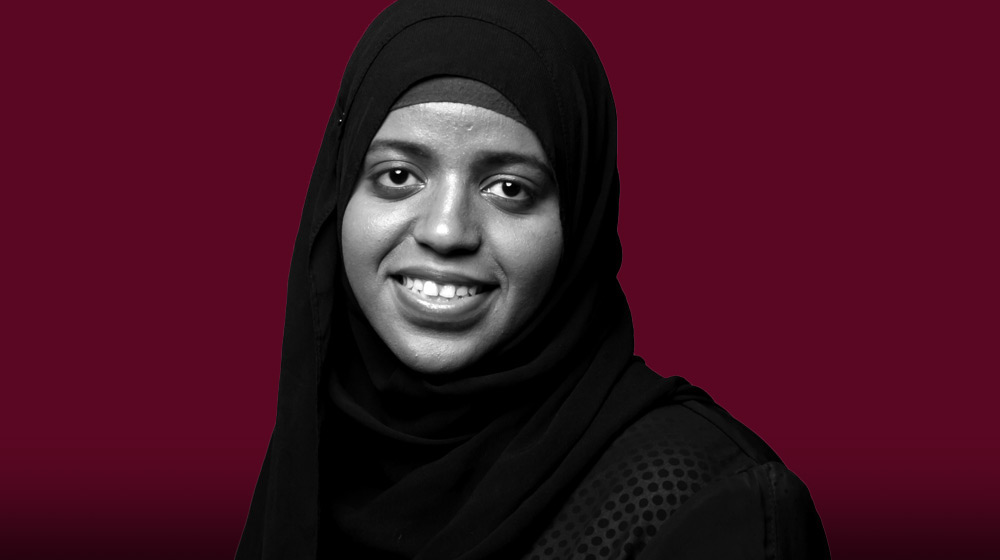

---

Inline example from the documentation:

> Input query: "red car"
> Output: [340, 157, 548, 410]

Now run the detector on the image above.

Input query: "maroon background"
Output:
[2, 1, 997, 558]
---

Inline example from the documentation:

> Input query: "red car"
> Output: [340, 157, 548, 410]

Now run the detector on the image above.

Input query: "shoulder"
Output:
[522, 396, 829, 559]
[596, 399, 781, 484]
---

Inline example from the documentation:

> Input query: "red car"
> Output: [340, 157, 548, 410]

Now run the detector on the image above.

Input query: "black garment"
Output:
[236, 1, 829, 559]
[521, 400, 829, 560]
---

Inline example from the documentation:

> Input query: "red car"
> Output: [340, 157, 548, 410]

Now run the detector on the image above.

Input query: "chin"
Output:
[386, 336, 487, 375]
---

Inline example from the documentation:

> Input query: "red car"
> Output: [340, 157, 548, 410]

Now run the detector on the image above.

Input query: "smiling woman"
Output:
[343, 100, 562, 374]
[236, 1, 829, 559]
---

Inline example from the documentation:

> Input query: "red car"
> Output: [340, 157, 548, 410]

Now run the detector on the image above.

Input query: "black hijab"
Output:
[237, 1, 709, 558]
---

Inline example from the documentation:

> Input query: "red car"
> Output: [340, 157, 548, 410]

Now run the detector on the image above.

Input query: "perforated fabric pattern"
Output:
[520, 404, 758, 560]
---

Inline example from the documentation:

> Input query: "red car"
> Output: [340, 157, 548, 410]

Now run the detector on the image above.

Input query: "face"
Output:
[342, 102, 562, 374]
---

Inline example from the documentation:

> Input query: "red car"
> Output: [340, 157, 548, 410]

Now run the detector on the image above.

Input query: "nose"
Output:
[412, 175, 481, 255]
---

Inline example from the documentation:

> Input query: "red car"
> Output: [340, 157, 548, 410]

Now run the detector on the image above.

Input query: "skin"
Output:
[342, 102, 563, 374]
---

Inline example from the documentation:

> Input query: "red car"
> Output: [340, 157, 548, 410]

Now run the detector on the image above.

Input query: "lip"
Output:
[390, 272, 498, 331]
[392, 265, 497, 288]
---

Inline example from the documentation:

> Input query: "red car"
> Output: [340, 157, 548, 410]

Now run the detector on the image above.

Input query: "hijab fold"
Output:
[237, 1, 711, 558]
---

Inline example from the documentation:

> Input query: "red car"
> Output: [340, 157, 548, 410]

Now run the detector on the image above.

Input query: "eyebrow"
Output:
[476, 151, 555, 183]
[366, 139, 434, 161]
[366, 139, 555, 184]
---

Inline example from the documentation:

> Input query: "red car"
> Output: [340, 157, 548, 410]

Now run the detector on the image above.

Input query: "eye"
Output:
[482, 179, 530, 201]
[375, 168, 423, 190]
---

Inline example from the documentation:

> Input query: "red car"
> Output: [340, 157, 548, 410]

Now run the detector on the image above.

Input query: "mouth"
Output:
[390, 272, 499, 329]
[392, 274, 498, 302]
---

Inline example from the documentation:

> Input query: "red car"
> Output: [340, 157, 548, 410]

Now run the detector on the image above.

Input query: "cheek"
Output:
[500, 217, 563, 296]
[342, 197, 397, 310]
[342, 197, 406, 272]
[341, 198, 371, 274]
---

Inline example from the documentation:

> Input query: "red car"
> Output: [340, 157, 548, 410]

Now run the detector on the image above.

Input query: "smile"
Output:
[396, 275, 490, 300]
[390, 273, 498, 330]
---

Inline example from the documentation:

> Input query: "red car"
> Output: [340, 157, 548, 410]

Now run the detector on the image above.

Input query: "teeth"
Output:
[400, 276, 485, 299]
[423, 281, 439, 297]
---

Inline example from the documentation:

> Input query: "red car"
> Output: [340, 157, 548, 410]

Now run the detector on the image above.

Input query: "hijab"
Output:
[236, 1, 710, 558]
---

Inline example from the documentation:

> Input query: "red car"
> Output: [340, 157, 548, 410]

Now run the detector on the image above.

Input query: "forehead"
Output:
[370, 102, 548, 162]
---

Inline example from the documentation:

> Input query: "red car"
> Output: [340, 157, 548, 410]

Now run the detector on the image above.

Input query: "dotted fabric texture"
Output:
[520, 403, 767, 560]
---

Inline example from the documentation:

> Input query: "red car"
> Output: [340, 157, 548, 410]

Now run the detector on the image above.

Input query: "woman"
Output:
[237, 0, 829, 558]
